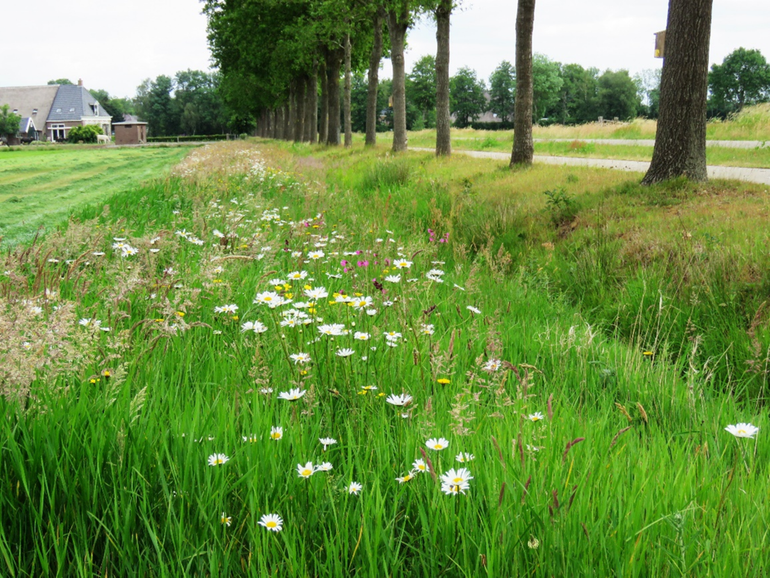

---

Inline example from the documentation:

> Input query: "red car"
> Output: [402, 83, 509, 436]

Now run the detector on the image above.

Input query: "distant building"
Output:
[0, 80, 112, 142]
[113, 121, 148, 145]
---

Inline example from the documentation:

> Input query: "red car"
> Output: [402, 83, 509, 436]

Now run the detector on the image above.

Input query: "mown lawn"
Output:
[1, 140, 768, 576]
[0, 146, 191, 246]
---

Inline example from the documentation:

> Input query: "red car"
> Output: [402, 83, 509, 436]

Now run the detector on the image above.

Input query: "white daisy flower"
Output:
[385, 393, 413, 406]
[289, 353, 311, 365]
[725, 423, 759, 439]
[297, 462, 315, 478]
[426, 437, 449, 451]
[319, 437, 337, 450]
[258, 513, 283, 532]
[278, 388, 306, 401]
[207, 453, 229, 466]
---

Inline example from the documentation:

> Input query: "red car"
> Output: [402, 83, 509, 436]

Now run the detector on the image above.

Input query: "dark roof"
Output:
[19, 117, 38, 133]
[47, 85, 112, 122]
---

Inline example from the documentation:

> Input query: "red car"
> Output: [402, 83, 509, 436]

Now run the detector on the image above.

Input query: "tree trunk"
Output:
[272, 108, 279, 139]
[326, 47, 343, 146]
[294, 79, 306, 143]
[320, 58, 329, 144]
[305, 68, 318, 143]
[283, 103, 291, 140]
[435, 0, 452, 156]
[511, 0, 536, 166]
[387, 8, 409, 152]
[259, 109, 266, 137]
[344, 34, 353, 147]
[642, 0, 713, 184]
[270, 106, 283, 139]
[366, 8, 385, 146]
[283, 86, 297, 140]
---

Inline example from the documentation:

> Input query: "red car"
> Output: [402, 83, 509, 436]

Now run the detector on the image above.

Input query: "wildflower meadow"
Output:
[0, 141, 767, 576]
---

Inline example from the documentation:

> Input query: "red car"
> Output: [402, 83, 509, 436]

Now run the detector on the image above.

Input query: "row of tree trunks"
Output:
[387, 8, 409, 152]
[366, 8, 385, 146]
[435, 0, 452, 157]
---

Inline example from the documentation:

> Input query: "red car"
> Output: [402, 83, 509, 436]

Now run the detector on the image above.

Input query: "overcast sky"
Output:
[2, 0, 769, 98]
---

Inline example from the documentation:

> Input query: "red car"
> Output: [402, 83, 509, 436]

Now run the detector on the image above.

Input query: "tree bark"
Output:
[270, 106, 283, 138]
[511, 0, 535, 166]
[283, 103, 291, 140]
[320, 57, 329, 144]
[344, 34, 353, 147]
[259, 109, 266, 137]
[435, 0, 452, 156]
[294, 79, 306, 143]
[326, 47, 343, 146]
[272, 108, 279, 139]
[642, 0, 713, 184]
[387, 8, 409, 152]
[366, 8, 385, 146]
[283, 81, 297, 140]
[305, 68, 318, 143]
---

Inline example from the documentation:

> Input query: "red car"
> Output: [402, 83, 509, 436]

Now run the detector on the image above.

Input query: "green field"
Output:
[1, 140, 769, 576]
[0, 146, 191, 246]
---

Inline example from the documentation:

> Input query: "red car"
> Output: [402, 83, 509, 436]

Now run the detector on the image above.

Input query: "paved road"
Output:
[531, 138, 769, 149]
[411, 148, 770, 186]
[453, 138, 769, 148]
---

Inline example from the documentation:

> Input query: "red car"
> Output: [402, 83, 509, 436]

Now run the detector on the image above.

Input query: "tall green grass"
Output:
[0, 142, 768, 576]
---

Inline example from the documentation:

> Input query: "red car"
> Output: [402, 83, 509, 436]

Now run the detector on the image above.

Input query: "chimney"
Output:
[78, 79, 83, 86]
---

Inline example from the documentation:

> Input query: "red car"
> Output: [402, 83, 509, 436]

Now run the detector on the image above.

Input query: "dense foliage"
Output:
[0, 104, 22, 140]
[67, 124, 103, 143]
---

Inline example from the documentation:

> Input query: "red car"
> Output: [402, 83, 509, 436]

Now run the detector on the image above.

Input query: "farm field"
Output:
[0, 146, 191, 246]
[1, 140, 769, 576]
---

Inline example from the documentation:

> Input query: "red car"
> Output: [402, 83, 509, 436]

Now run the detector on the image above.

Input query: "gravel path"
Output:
[411, 148, 770, 186]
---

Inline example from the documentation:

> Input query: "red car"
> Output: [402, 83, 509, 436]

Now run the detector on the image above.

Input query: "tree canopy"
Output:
[709, 47, 770, 116]
[0, 105, 22, 140]
[449, 67, 487, 128]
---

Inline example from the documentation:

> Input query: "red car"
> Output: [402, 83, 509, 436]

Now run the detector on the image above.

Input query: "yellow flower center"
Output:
[434, 444, 442, 449]
[302, 469, 312, 476]
[266, 521, 277, 528]
[453, 477, 462, 483]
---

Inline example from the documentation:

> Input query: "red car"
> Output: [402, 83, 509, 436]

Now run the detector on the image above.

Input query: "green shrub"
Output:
[543, 186, 579, 227]
[67, 125, 103, 143]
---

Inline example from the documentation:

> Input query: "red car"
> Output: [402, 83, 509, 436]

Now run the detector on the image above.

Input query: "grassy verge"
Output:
[0, 141, 768, 576]
[380, 131, 770, 168]
[0, 146, 192, 246]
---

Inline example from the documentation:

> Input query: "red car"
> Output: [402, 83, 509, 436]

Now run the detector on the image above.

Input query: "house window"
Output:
[12, 109, 18, 114]
[69, 108, 75, 112]
[51, 123, 67, 141]
[32, 109, 38, 115]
